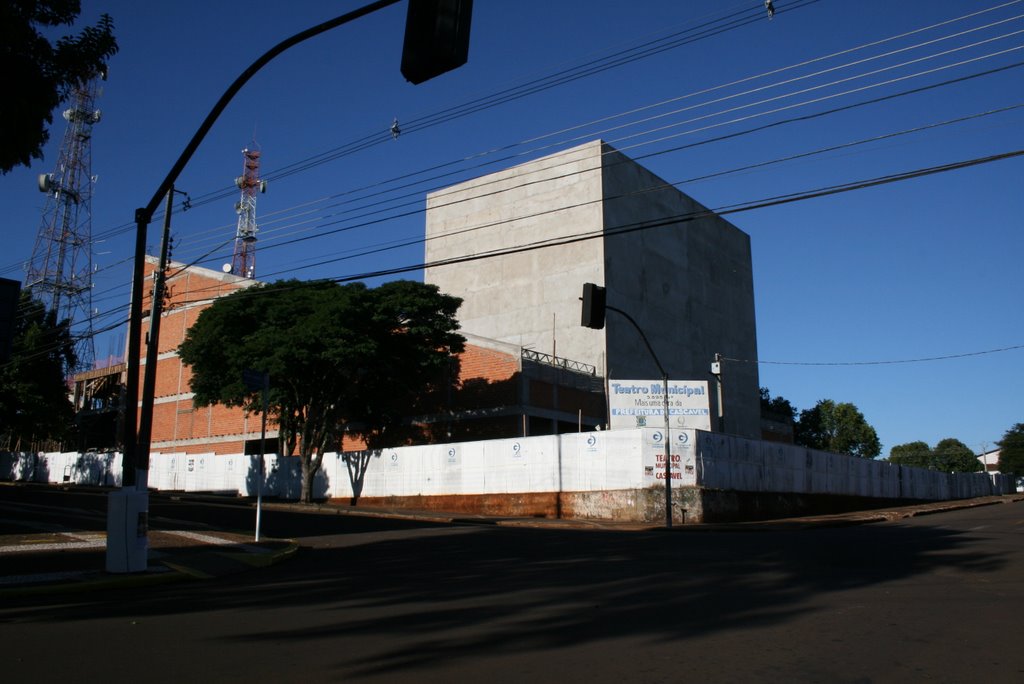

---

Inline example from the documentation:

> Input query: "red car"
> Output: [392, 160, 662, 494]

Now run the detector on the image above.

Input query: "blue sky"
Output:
[3, 0, 1022, 456]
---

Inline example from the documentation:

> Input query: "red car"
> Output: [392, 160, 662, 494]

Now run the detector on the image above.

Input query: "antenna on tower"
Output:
[24, 71, 106, 372]
[230, 144, 267, 279]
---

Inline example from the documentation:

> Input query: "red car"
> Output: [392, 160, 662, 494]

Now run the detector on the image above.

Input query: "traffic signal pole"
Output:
[581, 283, 676, 527]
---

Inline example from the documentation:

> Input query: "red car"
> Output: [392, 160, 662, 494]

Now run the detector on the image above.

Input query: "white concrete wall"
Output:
[0, 451, 121, 486]
[694, 432, 1010, 500]
[2, 430, 1012, 501]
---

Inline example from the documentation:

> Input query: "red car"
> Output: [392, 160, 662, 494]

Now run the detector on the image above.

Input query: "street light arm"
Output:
[139, 0, 402, 220]
[604, 303, 674, 527]
[605, 304, 665, 379]
[123, 0, 402, 487]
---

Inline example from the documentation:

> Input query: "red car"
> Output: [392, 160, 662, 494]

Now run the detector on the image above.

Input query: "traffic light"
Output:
[401, 0, 473, 85]
[580, 282, 606, 329]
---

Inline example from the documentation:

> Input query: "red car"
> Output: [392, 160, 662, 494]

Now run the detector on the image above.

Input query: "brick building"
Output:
[127, 259, 605, 457]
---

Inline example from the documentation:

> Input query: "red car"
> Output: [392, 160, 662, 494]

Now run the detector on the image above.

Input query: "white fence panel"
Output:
[2, 432, 1014, 503]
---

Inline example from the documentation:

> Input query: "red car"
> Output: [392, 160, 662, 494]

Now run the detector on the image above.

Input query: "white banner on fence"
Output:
[641, 428, 697, 486]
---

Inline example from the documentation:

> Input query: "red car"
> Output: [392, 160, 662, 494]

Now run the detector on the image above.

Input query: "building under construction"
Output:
[97, 140, 761, 457]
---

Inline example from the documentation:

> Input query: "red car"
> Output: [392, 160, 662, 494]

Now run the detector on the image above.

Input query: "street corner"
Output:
[151, 530, 299, 580]
[0, 530, 298, 598]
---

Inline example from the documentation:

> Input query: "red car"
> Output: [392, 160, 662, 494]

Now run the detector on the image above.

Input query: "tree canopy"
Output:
[0, 291, 76, 450]
[794, 399, 880, 458]
[888, 438, 981, 473]
[177, 279, 464, 502]
[1, 0, 118, 173]
[759, 387, 797, 422]
[996, 423, 1024, 475]
[931, 438, 981, 473]
[888, 440, 932, 468]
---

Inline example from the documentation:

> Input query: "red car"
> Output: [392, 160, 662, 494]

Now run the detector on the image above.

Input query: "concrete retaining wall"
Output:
[694, 432, 1007, 501]
[1, 428, 1014, 523]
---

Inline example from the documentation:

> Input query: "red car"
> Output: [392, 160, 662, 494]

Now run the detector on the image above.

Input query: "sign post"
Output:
[243, 369, 270, 542]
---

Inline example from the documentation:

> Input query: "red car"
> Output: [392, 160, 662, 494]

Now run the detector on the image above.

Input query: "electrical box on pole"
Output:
[580, 282, 606, 329]
[401, 0, 473, 84]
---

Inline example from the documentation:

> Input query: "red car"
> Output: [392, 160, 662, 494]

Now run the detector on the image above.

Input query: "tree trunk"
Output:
[300, 455, 314, 504]
[299, 450, 324, 504]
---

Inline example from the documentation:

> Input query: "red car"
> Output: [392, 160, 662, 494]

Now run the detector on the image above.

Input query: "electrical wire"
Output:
[8, 142, 1022, 372]
[724, 344, 1024, 366]
[8, 2, 1024, 367]
[9, 0, 1014, 279]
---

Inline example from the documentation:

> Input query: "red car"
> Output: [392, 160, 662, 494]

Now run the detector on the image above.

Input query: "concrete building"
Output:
[425, 140, 760, 438]
[102, 139, 760, 459]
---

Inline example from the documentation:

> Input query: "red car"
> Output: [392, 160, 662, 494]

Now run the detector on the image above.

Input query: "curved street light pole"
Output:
[122, 0, 402, 487]
[605, 304, 675, 528]
[111, 1, 402, 573]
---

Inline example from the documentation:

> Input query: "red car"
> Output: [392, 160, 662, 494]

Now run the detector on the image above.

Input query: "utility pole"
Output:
[711, 353, 725, 433]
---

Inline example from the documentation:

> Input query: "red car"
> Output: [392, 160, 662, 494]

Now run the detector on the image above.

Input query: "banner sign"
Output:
[609, 380, 711, 431]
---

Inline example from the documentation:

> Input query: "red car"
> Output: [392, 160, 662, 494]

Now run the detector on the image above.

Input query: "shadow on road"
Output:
[0, 515, 1005, 678]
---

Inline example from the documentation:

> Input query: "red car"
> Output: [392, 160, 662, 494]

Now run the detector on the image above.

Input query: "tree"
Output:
[794, 399, 880, 458]
[177, 279, 464, 503]
[931, 437, 981, 473]
[888, 441, 932, 468]
[888, 438, 981, 473]
[1, 0, 118, 173]
[759, 387, 797, 421]
[997, 423, 1024, 475]
[0, 292, 76, 450]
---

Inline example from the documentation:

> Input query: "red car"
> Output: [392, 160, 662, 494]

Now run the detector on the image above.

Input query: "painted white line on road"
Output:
[160, 530, 265, 554]
[0, 538, 106, 554]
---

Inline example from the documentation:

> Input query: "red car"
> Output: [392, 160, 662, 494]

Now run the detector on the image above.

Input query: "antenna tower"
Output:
[24, 74, 105, 372]
[231, 147, 267, 278]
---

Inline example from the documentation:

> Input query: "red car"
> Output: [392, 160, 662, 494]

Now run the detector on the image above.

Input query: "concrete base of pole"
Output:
[106, 489, 149, 573]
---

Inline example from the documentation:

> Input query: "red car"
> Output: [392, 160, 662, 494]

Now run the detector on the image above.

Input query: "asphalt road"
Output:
[0, 490, 1021, 683]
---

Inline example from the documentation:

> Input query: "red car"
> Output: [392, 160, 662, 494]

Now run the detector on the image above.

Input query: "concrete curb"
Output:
[0, 538, 299, 598]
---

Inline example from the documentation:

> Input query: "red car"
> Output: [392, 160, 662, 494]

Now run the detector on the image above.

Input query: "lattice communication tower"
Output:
[230, 147, 267, 279]
[24, 74, 105, 372]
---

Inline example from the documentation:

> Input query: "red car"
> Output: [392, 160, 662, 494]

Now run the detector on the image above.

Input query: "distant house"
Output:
[978, 448, 1001, 473]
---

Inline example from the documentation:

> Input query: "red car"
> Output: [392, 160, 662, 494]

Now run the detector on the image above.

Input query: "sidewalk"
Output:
[1, 490, 1019, 596]
[0, 526, 296, 597]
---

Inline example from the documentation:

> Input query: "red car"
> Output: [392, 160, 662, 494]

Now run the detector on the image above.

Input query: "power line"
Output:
[156, 146, 1024, 314]
[176, 41, 1024, 267]
[207, 59, 1024, 271]
[162, 0, 1020, 222]
[9, 141, 1022, 374]
[6, 0, 1013, 281]
[725, 344, 1024, 367]
[9, 3, 1024, 361]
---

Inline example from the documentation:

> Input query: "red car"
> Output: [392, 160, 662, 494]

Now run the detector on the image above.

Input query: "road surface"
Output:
[0, 489, 1020, 683]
